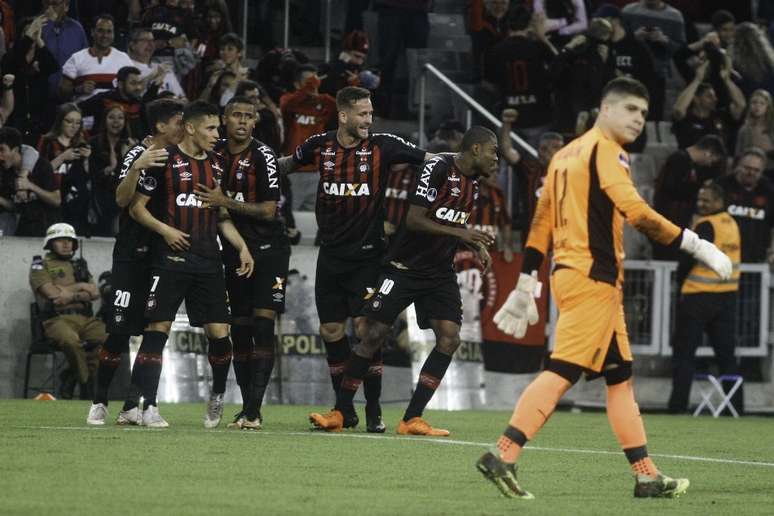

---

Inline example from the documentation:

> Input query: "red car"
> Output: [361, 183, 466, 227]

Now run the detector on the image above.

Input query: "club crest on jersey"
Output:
[359, 163, 369, 173]
[141, 176, 157, 191]
[176, 193, 202, 207]
[426, 188, 438, 202]
[236, 172, 243, 180]
[435, 207, 470, 224]
[618, 152, 630, 169]
[323, 182, 370, 196]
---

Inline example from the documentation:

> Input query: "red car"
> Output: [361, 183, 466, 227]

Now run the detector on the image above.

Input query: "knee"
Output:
[204, 323, 229, 339]
[546, 359, 583, 386]
[435, 332, 460, 356]
[320, 322, 345, 342]
[603, 362, 632, 386]
[355, 319, 390, 356]
[148, 321, 171, 334]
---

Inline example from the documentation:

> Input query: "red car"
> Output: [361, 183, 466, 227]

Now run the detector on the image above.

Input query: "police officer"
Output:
[668, 181, 743, 414]
[29, 223, 107, 399]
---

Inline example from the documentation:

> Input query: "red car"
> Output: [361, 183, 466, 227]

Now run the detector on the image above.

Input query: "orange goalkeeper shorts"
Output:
[549, 267, 632, 372]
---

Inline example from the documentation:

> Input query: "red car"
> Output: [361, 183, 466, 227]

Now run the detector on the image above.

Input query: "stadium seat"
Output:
[23, 303, 65, 399]
[692, 373, 744, 418]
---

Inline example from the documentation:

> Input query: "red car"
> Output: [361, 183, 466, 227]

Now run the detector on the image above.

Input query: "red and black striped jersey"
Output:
[384, 164, 418, 228]
[37, 136, 67, 189]
[138, 145, 225, 269]
[469, 181, 510, 239]
[112, 143, 151, 261]
[293, 131, 426, 259]
[215, 138, 287, 264]
[386, 154, 479, 277]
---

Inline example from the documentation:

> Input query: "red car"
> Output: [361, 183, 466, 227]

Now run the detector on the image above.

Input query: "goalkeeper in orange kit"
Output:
[476, 77, 733, 499]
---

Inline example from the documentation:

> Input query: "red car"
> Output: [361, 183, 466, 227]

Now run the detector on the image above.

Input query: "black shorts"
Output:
[226, 248, 290, 317]
[144, 267, 230, 327]
[362, 268, 462, 329]
[105, 258, 152, 336]
[315, 249, 381, 324]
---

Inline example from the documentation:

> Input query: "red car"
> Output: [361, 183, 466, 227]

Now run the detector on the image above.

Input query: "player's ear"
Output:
[338, 109, 347, 125]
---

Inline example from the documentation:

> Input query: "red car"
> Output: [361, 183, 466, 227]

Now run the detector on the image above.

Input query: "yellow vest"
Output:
[681, 212, 741, 294]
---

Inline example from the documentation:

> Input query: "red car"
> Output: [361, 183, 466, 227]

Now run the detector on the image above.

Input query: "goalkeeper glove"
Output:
[679, 228, 732, 280]
[494, 272, 541, 338]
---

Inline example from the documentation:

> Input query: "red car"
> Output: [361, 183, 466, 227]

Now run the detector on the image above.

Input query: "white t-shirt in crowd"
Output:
[61, 47, 134, 103]
[132, 60, 187, 99]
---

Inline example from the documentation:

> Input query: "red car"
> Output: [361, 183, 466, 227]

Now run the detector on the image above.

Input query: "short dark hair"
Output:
[460, 126, 496, 151]
[601, 76, 650, 103]
[224, 95, 257, 113]
[183, 100, 220, 124]
[711, 9, 735, 29]
[694, 134, 727, 160]
[129, 27, 153, 41]
[294, 63, 317, 84]
[117, 66, 141, 82]
[0, 126, 22, 151]
[336, 86, 370, 111]
[146, 99, 184, 135]
[94, 13, 115, 27]
[696, 82, 715, 97]
[505, 5, 532, 32]
[234, 80, 260, 97]
[218, 32, 244, 51]
[700, 179, 726, 205]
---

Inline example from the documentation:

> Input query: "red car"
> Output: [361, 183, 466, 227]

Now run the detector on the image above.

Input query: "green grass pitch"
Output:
[2, 400, 773, 515]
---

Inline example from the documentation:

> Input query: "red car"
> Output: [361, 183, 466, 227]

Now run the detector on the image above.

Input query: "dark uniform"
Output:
[292, 131, 426, 323]
[383, 164, 417, 230]
[215, 138, 289, 316]
[106, 144, 153, 336]
[139, 145, 230, 326]
[668, 211, 742, 413]
[470, 180, 510, 241]
[364, 154, 478, 328]
[718, 174, 774, 262]
[29, 251, 106, 389]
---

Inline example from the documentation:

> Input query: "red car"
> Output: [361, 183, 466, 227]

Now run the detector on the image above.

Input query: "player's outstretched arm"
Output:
[115, 146, 168, 208]
[195, 182, 277, 220]
[405, 204, 494, 247]
[277, 156, 301, 175]
[128, 193, 190, 251]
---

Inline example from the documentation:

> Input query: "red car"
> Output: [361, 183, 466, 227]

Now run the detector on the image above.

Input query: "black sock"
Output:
[324, 335, 351, 395]
[403, 348, 452, 421]
[124, 331, 167, 411]
[246, 317, 275, 420]
[335, 353, 371, 413]
[231, 325, 253, 412]
[208, 336, 233, 395]
[364, 348, 383, 417]
[94, 334, 129, 405]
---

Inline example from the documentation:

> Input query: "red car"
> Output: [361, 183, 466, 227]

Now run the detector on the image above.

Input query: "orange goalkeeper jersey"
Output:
[526, 127, 681, 285]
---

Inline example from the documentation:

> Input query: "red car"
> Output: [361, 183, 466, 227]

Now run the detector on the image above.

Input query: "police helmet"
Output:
[43, 223, 79, 251]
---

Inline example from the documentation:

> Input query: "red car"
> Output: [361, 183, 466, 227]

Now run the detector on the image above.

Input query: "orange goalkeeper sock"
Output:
[498, 371, 571, 463]
[606, 380, 658, 477]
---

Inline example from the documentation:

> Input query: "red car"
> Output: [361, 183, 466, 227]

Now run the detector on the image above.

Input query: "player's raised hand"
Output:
[679, 228, 732, 280]
[161, 225, 190, 252]
[461, 228, 495, 248]
[493, 272, 541, 338]
[195, 182, 229, 209]
[236, 245, 254, 278]
[134, 147, 168, 170]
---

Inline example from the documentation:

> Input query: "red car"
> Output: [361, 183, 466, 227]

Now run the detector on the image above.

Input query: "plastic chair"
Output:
[692, 373, 744, 418]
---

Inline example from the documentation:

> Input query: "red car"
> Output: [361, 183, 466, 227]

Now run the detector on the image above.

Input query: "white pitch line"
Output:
[11, 425, 774, 469]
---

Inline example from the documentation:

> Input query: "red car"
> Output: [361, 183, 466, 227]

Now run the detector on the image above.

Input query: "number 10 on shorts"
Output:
[379, 278, 395, 296]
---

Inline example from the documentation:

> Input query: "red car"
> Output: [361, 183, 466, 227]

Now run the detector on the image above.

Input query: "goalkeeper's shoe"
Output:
[116, 406, 142, 426]
[86, 403, 108, 425]
[309, 409, 344, 432]
[476, 450, 534, 499]
[634, 473, 690, 498]
[203, 393, 224, 429]
[396, 417, 449, 436]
